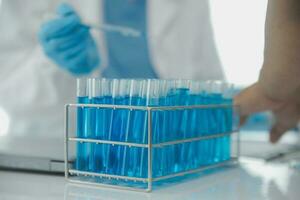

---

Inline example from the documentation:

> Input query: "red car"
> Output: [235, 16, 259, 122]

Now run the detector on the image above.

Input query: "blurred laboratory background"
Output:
[0, 0, 299, 199]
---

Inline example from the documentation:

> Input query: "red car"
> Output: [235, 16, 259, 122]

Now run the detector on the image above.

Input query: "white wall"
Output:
[209, 0, 268, 86]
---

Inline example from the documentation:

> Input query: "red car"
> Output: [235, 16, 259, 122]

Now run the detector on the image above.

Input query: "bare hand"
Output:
[234, 82, 300, 143]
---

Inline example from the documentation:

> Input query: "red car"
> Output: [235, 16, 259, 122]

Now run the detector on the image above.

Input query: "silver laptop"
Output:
[0, 135, 65, 173]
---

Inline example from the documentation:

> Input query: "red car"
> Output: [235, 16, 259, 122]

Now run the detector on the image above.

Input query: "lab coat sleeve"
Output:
[0, 0, 78, 138]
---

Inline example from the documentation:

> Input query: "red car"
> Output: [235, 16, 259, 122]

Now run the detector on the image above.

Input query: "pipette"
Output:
[43, 13, 142, 38]
[84, 23, 141, 38]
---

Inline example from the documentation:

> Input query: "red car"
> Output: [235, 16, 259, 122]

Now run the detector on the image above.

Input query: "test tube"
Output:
[135, 79, 153, 178]
[130, 79, 148, 177]
[131, 79, 160, 178]
[92, 78, 101, 172]
[92, 78, 106, 173]
[93, 78, 114, 174]
[105, 79, 119, 175]
[199, 81, 212, 166]
[75, 78, 95, 171]
[174, 80, 191, 172]
[115, 79, 131, 175]
[76, 78, 89, 171]
[121, 79, 145, 177]
[221, 83, 234, 161]
[164, 80, 176, 175]
[193, 81, 208, 168]
[209, 81, 224, 164]
[187, 80, 202, 169]
[149, 80, 169, 177]
[86, 79, 96, 171]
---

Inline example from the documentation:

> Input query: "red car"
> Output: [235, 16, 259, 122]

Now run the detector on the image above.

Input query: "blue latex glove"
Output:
[38, 3, 100, 75]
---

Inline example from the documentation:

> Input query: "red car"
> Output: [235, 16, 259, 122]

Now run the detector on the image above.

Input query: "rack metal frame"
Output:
[64, 103, 240, 192]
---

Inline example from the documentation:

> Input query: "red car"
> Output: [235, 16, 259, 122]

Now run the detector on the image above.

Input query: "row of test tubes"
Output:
[75, 78, 234, 179]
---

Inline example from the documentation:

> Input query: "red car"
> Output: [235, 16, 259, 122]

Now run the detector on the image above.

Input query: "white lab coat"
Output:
[0, 0, 223, 138]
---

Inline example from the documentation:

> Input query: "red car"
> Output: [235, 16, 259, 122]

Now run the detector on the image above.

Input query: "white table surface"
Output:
[0, 159, 299, 200]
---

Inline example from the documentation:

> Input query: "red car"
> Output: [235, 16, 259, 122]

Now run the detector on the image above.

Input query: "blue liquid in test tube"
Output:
[200, 87, 212, 166]
[139, 79, 160, 178]
[114, 80, 130, 176]
[224, 98, 233, 161]
[176, 86, 190, 172]
[76, 95, 89, 171]
[87, 79, 96, 171]
[93, 79, 113, 173]
[165, 88, 175, 175]
[222, 84, 234, 161]
[105, 79, 120, 175]
[76, 78, 94, 171]
[130, 94, 147, 177]
[186, 81, 201, 170]
[122, 80, 148, 177]
[211, 92, 223, 163]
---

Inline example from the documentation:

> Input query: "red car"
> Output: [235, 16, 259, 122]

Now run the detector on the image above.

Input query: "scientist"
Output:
[235, 0, 300, 143]
[0, 0, 223, 138]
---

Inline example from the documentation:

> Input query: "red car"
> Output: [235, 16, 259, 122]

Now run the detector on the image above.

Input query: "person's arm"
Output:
[259, 0, 300, 101]
[235, 0, 300, 143]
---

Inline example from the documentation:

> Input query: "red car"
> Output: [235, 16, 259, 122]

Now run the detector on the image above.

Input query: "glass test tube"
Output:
[209, 81, 223, 164]
[105, 79, 119, 175]
[138, 79, 160, 178]
[131, 80, 148, 177]
[76, 78, 91, 171]
[198, 81, 211, 166]
[115, 79, 131, 176]
[94, 79, 114, 173]
[177, 80, 191, 172]
[221, 83, 234, 161]
[164, 80, 176, 175]
[120, 79, 144, 177]
[91, 78, 104, 173]
[187, 81, 202, 169]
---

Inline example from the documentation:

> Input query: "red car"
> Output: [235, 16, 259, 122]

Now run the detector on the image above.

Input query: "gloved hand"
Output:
[38, 3, 100, 75]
